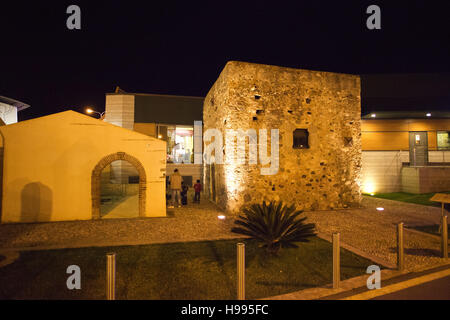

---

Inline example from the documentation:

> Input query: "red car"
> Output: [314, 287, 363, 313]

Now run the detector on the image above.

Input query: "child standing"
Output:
[181, 182, 189, 205]
[194, 180, 202, 203]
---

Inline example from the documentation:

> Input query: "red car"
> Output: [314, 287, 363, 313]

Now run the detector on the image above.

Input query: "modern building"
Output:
[0, 95, 30, 125]
[361, 112, 450, 194]
[360, 73, 450, 194]
[104, 89, 204, 186]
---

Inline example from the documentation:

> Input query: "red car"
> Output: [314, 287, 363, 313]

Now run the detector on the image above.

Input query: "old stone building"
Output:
[203, 61, 362, 213]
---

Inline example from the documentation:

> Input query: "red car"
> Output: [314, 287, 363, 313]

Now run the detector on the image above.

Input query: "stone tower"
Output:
[203, 61, 362, 213]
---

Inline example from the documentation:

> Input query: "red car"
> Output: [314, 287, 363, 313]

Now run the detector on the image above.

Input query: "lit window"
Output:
[166, 125, 194, 163]
[293, 129, 309, 149]
[437, 131, 450, 150]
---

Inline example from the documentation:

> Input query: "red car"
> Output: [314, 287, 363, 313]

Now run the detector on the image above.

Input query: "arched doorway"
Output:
[91, 152, 146, 219]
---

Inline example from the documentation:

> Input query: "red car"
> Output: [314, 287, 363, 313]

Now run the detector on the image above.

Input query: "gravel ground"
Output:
[0, 199, 238, 250]
[0, 195, 447, 272]
[306, 196, 448, 271]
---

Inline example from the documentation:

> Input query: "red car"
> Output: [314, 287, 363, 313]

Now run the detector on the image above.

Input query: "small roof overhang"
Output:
[0, 95, 31, 111]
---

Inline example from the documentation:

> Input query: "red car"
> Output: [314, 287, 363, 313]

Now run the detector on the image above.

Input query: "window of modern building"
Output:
[166, 125, 194, 163]
[437, 131, 450, 150]
[293, 129, 309, 149]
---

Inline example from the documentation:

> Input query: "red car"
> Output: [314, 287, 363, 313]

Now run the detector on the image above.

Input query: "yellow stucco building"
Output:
[0, 111, 167, 223]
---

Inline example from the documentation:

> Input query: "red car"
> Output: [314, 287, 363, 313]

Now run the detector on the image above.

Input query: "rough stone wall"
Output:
[203, 61, 361, 213]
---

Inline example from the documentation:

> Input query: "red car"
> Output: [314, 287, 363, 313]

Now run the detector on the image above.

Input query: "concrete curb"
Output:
[341, 267, 450, 300]
[263, 262, 450, 300]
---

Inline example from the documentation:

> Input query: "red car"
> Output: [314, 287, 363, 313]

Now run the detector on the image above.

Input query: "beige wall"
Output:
[104, 94, 135, 130]
[0, 111, 167, 224]
[361, 150, 450, 194]
[361, 151, 409, 193]
[402, 166, 450, 194]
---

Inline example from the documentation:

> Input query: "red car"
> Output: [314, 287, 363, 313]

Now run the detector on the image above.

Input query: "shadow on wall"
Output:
[20, 182, 53, 222]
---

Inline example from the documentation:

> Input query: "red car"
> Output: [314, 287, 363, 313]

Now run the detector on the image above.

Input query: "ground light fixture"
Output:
[218, 215, 226, 220]
[426, 113, 432, 117]
[376, 207, 385, 211]
[371, 113, 376, 118]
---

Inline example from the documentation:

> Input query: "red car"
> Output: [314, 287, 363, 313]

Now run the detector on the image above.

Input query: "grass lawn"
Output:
[0, 237, 374, 300]
[364, 191, 450, 207]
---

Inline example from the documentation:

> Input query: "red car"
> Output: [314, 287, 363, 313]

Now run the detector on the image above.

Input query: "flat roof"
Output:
[362, 111, 450, 119]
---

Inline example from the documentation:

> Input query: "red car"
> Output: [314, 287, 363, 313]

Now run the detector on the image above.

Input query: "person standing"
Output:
[193, 180, 202, 203]
[181, 182, 189, 205]
[169, 169, 183, 208]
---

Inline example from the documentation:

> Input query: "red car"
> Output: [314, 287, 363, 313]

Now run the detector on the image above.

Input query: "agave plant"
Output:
[231, 201, 317, 254]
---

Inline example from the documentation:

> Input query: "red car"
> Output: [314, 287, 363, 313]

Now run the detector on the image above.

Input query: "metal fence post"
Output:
[106, 253, 116, 300]
[333, 233, 340, 289]
[442, 215, 448, 259]
[237, 243, 245, 300]
[397, 223, 404, 272]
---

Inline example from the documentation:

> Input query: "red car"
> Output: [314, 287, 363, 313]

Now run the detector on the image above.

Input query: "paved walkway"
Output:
[102, 195, 139, 219]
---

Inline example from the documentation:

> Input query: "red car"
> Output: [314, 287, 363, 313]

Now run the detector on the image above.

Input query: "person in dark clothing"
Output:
[181, 182, 189, 205]
[193, 180, 202, 203]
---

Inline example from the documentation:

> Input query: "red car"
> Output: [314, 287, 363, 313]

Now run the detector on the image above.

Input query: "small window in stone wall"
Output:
[293, 129, 309, 149]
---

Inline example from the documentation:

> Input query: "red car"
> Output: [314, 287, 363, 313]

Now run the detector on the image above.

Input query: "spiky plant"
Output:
[231, 201, 317, 254]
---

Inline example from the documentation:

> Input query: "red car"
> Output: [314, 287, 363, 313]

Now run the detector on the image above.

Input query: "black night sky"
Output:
[1, 1, 449, 121]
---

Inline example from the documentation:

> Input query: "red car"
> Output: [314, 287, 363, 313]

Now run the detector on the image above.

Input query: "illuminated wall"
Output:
[361, 119, 450, 193]
[204, 61, 362, 213]
[0, 111, 167, 223]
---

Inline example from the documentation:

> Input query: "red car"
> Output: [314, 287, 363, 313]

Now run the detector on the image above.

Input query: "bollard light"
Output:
[397, 223, 404, 272]
[333, 233, 340, 289]
[237, 243, 245, 300]
[442, 215, 448, 259]
[106, 253, 116, 300]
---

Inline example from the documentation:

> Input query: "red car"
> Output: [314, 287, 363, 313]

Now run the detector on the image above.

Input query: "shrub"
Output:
[231, 201, 317, 254]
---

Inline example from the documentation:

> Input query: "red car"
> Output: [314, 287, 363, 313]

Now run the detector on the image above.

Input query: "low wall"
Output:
[361, 151, 409, 193]
[402, 166, 450, 194]
[362, 150, 450, 193]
